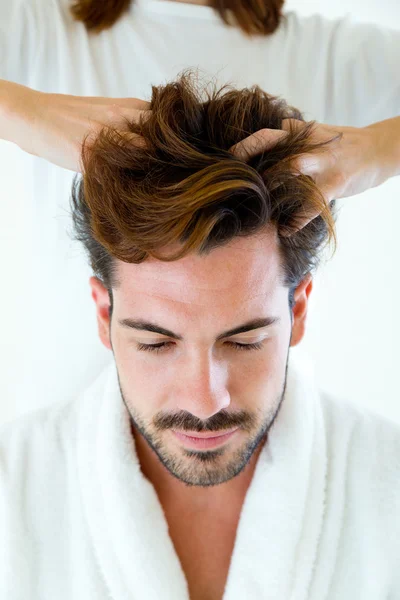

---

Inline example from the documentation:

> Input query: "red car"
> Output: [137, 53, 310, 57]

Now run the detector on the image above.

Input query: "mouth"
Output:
[171, 428, 239, 450]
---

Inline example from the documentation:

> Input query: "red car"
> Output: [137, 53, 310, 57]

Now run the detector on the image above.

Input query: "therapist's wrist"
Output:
[364, 116, 400, 180]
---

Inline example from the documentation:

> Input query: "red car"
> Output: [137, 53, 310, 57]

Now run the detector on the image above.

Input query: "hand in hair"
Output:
[0, 79, 150, 172]
[229, 117, 400, 232]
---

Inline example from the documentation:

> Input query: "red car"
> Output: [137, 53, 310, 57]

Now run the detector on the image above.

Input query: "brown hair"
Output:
[69, 69, 339, 312]
[70, 0, 285, 37]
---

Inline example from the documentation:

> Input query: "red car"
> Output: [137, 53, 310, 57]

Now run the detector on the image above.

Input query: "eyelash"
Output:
[136, 341, 265, 354]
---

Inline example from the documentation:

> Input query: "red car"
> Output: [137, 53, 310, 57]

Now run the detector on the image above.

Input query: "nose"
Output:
[174, 351, 231, 420]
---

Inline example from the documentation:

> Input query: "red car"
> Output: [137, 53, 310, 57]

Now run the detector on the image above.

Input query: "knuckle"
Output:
[291, 156, 308, 172]
[105, 104, 121, 120]
[332, 170, 347, 188]
[290, 157, 301, 171]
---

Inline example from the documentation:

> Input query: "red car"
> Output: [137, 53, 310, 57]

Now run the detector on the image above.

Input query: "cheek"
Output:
[238, 330, 289, 371]
[113, 341, 172, 417]
[231, 337, 287, 396]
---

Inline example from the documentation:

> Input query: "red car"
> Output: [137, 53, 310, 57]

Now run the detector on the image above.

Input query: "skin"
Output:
[90, 225, 312, 511]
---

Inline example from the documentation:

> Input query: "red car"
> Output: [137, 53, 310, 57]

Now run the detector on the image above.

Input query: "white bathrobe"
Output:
[1, 351, 400, 600]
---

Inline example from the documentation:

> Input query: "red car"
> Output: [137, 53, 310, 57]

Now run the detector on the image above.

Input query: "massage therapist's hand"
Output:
[230, 116, 400, 231]
[0, 79, 150, 172]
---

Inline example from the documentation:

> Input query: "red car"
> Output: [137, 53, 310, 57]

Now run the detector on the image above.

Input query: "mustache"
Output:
[153, 408, 257, 433]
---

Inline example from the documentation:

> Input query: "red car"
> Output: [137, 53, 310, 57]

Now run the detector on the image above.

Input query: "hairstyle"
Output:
[70, 0, 285, 37]
[69, 69, 339, 314]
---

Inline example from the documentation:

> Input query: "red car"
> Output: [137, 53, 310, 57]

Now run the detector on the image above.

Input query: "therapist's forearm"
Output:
[0, 79, 38, 147]
[365, 116, 400, 180]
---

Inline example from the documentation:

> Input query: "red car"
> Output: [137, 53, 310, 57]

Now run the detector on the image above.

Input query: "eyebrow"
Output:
[118, 316, 281, 341]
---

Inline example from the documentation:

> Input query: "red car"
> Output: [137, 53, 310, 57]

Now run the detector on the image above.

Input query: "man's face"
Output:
[90, 227, 312, 487]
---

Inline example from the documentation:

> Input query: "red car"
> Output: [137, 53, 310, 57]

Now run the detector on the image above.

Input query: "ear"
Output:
[289, 273, 313, 348]
[89, 276, 112, 350]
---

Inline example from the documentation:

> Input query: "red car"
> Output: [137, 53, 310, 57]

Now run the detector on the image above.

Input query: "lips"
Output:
[172, 428, 238, 439]
[172, 428, 239, 450]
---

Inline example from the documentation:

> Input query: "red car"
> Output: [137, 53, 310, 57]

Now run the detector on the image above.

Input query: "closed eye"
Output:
[136, 340, 265, 353]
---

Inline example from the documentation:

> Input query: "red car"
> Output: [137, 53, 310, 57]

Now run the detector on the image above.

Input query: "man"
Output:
[1, 72, 400, 599]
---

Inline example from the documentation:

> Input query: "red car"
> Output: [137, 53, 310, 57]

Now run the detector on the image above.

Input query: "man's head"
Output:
[69, 70, 337, 488]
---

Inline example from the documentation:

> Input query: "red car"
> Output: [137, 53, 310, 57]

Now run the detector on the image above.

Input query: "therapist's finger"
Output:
[289, 152, 321, 176]
[89, 106, 152, 130]
[106, 98, 151, 110]
[74, 96, 151, 110]
[228, 117, 308, 161]
[79, 130, 149, 173]
[229, 128, 289, 160]
[280, 117, 307, 132]
[279, 190, 335, 237]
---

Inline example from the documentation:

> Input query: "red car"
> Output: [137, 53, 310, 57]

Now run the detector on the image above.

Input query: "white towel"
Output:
[1, 350, 400, 600]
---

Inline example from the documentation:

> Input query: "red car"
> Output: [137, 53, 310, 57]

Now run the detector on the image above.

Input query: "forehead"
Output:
[114, 229, 284, 312]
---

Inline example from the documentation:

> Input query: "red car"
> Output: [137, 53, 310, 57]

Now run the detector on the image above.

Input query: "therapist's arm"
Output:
[0, 79, 35, 147]
[1, 77, 399, 213]
[365, 117, 400, 180]
[0, 78, 150, 172]
[230, 116, 400, 231]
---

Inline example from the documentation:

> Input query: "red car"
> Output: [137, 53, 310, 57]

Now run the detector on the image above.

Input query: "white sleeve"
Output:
[0, 0, 41, 85]
[286, 12, 400, 127]
[320, 15, 400, 126]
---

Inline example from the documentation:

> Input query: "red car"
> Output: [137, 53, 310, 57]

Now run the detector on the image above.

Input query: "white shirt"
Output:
[0, 0, 399, 419]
